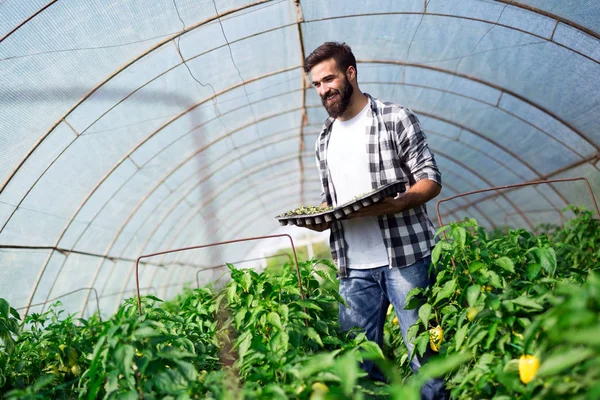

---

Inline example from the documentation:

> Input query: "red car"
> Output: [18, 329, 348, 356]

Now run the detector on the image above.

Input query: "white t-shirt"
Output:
[327, 100, 388, 269]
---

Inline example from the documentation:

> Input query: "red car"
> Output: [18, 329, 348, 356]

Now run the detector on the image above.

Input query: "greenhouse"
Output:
[1, 0, 599, 398]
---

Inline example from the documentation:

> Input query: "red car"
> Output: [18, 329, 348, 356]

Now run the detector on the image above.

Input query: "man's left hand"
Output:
[348, 193, 410, 219]
[347, 179, 441, 219]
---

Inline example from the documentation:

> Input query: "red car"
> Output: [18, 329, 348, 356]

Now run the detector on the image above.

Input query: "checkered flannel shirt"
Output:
[315, 93, 442, 278]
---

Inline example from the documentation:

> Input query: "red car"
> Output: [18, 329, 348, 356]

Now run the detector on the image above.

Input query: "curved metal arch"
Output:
[0, 1, 59, 43]
[441, 161, 600, 218]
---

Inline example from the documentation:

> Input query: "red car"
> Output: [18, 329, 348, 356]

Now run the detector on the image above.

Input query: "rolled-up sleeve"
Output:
[394, 108, 442, 186]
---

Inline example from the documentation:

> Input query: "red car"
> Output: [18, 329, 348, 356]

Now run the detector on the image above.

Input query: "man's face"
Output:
[310, 58, 354, 119]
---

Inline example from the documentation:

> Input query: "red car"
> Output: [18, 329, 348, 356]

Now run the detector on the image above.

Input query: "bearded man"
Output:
[302, 42, 448, 400]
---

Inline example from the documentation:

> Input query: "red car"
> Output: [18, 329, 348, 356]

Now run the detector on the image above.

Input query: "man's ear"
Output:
[346, 66, 357, 82]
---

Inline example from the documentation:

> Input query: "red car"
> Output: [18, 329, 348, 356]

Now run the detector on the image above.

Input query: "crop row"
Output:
[0, 207, 598, 399]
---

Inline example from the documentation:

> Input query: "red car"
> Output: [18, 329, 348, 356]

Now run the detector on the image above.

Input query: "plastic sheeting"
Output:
[1, 0, 598, 318]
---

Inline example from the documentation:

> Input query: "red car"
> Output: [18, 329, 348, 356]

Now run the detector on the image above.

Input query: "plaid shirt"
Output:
[315, 93, 441, 278]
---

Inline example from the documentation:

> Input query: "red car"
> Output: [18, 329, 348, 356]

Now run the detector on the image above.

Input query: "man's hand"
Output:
[348, 194, 409, 219]
[349, 179, 441, 219]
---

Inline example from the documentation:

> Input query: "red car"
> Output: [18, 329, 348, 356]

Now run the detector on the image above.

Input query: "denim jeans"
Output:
[338, 255, 449, 400]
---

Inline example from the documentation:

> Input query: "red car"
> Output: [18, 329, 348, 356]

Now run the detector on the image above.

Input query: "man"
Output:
[302, 42, 447, 399]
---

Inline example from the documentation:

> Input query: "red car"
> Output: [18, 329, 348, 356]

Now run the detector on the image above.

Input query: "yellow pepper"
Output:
[467, 307, 478, 321]
[429, 326, 443, 352]
[519, 355, 540, 384]
[392, 316, 399, 325]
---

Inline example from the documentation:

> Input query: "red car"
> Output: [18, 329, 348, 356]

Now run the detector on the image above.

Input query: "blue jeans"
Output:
[339, 255, 448, 400]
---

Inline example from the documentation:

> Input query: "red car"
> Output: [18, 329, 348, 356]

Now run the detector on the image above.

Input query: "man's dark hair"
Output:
[303, 42, 357, 74]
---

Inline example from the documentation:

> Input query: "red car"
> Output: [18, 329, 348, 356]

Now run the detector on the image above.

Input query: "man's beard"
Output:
[321, 76, 353, 119]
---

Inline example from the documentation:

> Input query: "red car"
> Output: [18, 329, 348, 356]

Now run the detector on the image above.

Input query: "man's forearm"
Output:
[349, 179, 441, 218]
[399, 179, 442, 209]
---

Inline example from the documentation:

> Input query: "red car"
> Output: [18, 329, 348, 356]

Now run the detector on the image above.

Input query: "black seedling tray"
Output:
[275, 181, 407, 227]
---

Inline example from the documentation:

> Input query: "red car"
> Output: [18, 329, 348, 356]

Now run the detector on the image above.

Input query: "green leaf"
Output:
[227, 282, 238, 304]
[434, 279, 457, 305]
[455, 323, 469, 351]
[467, 327, 488, 347]
[469, 261, 485, 273]
[334, 352, 361, 396]
[173, 359, 198, 382]
[114, 344, 135, 381]
[452, 226, 467, 248]
[440, 305, 458, 315]
[298, 351, 340, 378]
[157, 347, 196, 360]
[435, 225, 452, 238]
[495, 257, 515, 274]
[528, 247, 557, 276]
[503, 359, 519, 372]
[294, 300, 323, 312]
[484, 323, 498, 350]
[466, 285, 481, 308]
[526, 263, 542, 280]
[132, 326, 160, 339]
[511, 296, 544, 311]
[407, 323, 420, 342]
[305, 327, 324, 347]
[537, 348, 594, 378]
[264, 384, 287, 399]
[279, 304, 289, 322]
[294, 311, 312, 320]
[563, 327, 600, 346]
[268, 312, 282, 330]
[488, 271, 502, 288]
[0, 298, 8, 318]
[359, 340, 385, 360]
[145, 295, 164, 303]
[236, 331, 252, 361]
[31, 374, 55, 391]
[432, 241, 453, 265]
[417, 351, 471, 382]
[415, 334, 429, 357]
[418, 304, 432, 330]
